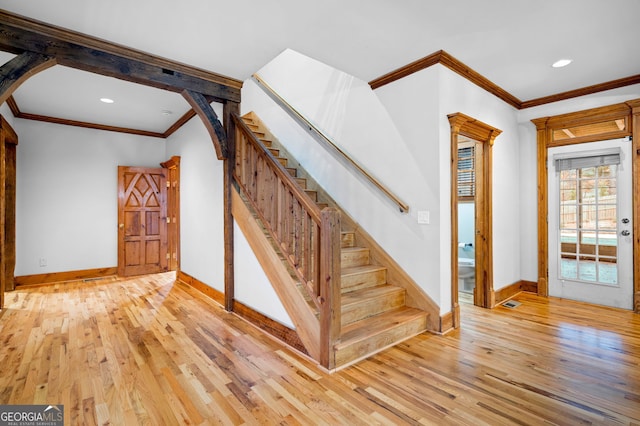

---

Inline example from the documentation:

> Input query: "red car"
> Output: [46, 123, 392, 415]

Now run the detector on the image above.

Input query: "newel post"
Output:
[319, 207, 341, 369]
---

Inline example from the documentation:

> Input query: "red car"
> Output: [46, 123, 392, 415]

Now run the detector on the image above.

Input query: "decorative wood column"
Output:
[223, 101, 239, 312]
[531, 117, 550, 297]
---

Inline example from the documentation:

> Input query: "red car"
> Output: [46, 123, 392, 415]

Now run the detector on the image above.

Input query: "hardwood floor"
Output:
[1, 273, 639, 425]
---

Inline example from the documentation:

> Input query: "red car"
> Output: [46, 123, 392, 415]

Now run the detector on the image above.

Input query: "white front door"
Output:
[548, 138, 633, 310]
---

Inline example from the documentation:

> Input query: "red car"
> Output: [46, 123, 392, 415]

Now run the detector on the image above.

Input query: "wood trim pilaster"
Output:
[628, 99, 640, 313]
[532, 117, 550, 297]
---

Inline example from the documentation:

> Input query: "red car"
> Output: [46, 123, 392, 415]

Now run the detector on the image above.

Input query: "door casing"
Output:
[532, 99, 640, 313]
[449, 113, 502, 328]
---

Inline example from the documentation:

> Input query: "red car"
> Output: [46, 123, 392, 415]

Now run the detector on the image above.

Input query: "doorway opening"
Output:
[449, 113, 502, 328]
[457, 139, 477, 305]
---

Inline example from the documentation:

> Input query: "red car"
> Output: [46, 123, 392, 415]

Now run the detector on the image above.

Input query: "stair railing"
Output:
[252, 72, 409, 214]
[232, 113, 341, 368]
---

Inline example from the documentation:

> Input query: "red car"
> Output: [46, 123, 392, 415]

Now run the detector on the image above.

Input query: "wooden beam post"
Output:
[223, 102, 239, 312]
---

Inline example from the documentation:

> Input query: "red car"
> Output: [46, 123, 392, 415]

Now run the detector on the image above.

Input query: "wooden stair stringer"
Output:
[231, 186, 321, 360]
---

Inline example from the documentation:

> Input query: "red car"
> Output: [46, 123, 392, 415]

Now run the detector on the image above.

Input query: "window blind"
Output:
[458, 146, 475, 197]
[554, 148, 621, 171]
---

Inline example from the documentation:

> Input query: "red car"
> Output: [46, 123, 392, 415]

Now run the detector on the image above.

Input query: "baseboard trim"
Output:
[15, 267, 117, 287]
[439, 310, 454, 334]
[177, 270, 225, 305]
[494, 280, 538, 306]
[177, 270, 307, 354]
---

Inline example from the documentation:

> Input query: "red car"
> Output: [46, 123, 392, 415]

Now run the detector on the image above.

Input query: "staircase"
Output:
[238, 112, 428, 368]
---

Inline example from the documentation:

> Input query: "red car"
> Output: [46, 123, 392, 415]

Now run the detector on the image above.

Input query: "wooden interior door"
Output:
[161, 156, 180, 271]
[118, 166, 168, 276]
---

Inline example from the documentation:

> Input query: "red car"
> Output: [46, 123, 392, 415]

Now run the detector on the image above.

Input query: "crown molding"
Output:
[6, 94, 195, 138]
[369, 49, 640, 110]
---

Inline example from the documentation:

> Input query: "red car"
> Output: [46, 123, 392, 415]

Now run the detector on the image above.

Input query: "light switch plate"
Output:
[417, 210, 430, 224]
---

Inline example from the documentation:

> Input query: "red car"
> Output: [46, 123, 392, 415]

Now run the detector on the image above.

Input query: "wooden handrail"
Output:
[252, 72, 410, 213]
[233, 112, 342, 368]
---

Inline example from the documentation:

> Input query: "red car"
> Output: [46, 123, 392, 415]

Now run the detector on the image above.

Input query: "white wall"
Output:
[244, 51, 527, 315]
[436, 67, 522, 300]
[234, 223, 293, 327]
[165, 108, 226, 290]
[165, 105, 292, 326]
[245, 50, 446, 311]
[15, 120, 166, 276]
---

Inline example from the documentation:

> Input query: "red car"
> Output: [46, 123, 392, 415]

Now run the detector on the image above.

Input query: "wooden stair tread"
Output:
[338, 307, 426, 343]
[341, 284, 403, 305]
[340, 285, 406, 326]
[334, 307, 428, 366]
[341, 264, 386, 277]
[340, 264, 387, 292]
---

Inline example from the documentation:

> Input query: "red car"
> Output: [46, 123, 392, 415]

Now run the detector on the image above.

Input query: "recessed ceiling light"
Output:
[100, 98, 114, 104]
[552, 59, 572, 68]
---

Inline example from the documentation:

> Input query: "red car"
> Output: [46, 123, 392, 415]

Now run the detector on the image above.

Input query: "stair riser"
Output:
[335, 315, 428, 367]
[341, 269, 387, 293]
[342, 291, 405, 326]
[341, 250, 370, 268]
[341, 232, 355, 248]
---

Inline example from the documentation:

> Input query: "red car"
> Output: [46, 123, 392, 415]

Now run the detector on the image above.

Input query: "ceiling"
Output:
[0, 0, 639, 135]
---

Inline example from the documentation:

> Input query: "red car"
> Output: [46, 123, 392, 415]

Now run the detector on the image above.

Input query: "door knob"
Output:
[119, 223, 124, 229]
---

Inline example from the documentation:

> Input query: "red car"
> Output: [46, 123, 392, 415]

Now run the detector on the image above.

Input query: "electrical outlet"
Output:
[39, 257, 47, 267]
[417, 210, 430, 224]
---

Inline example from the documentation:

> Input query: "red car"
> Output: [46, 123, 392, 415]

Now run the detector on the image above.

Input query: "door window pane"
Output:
[559, 164, 618, 285]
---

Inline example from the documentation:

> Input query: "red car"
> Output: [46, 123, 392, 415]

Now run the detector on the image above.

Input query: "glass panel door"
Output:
[548, 139, 633, 310]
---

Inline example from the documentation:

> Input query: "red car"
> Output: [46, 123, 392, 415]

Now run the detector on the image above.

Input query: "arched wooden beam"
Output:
[182, 90, 228, 160]
[0, 52, 57, 105]
[0, 11, 241, 103]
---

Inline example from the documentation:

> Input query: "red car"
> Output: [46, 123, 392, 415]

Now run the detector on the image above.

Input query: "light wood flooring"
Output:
[1, 272, 639, 425]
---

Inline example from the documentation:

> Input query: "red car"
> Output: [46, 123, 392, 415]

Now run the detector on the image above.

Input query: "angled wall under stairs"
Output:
[234, 112, 439, 369]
